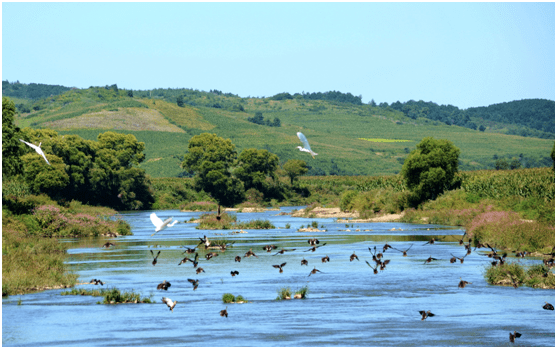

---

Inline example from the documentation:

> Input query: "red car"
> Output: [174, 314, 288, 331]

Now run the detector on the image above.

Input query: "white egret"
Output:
[296, 132, 318, 158]
[150, 213, 174, 236]
[19, 139, 50, 165]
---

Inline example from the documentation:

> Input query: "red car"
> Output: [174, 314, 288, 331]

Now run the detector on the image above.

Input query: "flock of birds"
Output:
[92, 214, 555, 344]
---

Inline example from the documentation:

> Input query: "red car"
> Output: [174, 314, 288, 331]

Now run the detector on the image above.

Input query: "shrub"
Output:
[294, 285, 309, 298]
[275, 287, 292, 300]
[222, 293, 235, 303]
[485, 262, 555, 289]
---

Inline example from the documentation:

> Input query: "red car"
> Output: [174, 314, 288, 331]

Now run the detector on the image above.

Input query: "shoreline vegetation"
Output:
[3, 167, 555, 296]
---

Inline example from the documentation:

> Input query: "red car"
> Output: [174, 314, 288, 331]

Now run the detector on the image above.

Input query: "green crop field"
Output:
[12, 86, 554, 178]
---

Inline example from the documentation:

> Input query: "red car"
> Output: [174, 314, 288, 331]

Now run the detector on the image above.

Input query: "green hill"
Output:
[8, 83, 554, 177]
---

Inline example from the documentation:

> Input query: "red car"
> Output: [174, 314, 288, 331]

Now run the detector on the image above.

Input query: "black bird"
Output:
[308, 238, 320, 246]
[350, 251, 359, 262]
[234, 256, 242, 262]
[273, 262, 287, 273]
[458, 231, 467, 245]
[451, 253, 467, 264]
[150, 250, 161, 266]
[365, 260, 379, 274]
[393, 244, 413, 257]
[231, 270, 239, 277]
[220, 306, 228, 318]
[509, 331, 522, 343]
[273, 248, 296, 256]
[187, 278, 199, 291]
[321, 255, 330, 263]
[301, 258, 308, 266]
[308, 267, 322, 276]
[423, 238, 435, 246]
[244, 248, 258, 258]
[90, 279, 104, 286]
[196, 267, 205, 274]
[102, 242, 115, 248]
[424, 256, 438, 264]
[542, 302, 554, 310]
[263, 245, 278, 252]
[157, 280, 171, 290]
[383, 243, 393, 253]
[304, 243, 327, 252]
[182, 246, 196, 254]
[458, 279, 471, 288]
[419, 310, 435, 321]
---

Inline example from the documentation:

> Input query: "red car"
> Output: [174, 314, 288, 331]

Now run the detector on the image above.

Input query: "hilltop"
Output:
[4, 81, 554, 177]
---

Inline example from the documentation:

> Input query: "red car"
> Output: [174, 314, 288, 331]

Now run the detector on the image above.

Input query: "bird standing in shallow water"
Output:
[509, 331, 522, 343]
[162, 297, 177, 312]
[150, 250, 161, 266]
[419, 310, 435, 321]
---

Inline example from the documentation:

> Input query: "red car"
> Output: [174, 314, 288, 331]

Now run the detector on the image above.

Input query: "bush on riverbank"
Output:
[196, 212, 275, 230]
[222, 293, 247, 303]
[484, 262, 555, 289]
[61, 287, 153, 303]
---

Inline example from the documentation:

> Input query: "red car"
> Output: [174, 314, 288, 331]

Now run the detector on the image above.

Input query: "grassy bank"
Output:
[61, 287, 154, 304]
[484, 263, 555, 289]
[2, 181, 133, 296]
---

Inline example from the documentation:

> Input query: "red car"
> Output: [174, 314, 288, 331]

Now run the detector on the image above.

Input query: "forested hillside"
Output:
[4, 80, 554, 177]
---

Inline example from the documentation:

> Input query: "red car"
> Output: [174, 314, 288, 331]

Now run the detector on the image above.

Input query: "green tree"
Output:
[2, 97, 24, 178]
[234, 148, 279, 192]
[177, 95, 184, 107]
[283, 159, 308, 185]
[401, 137, 460, 203]
[182, 133, 244, 216]
[495, 158, 509, 170]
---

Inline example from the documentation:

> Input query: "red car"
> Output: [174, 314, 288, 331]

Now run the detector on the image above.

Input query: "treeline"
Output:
[465, 99, 554, 134]
[2, 80, 71, 100]
[386, 99, 554, 139]
[270, 91, 363, 105]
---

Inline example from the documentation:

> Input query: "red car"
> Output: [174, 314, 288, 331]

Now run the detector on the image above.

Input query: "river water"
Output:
[2, 207, 555, 346]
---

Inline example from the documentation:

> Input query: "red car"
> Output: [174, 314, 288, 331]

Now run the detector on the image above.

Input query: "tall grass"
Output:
[484, 262, 555, 289]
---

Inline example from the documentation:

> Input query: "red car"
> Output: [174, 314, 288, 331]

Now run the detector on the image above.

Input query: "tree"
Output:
[2, 97, 24, 178]
[283, 159, 308, 185]
[495, 158, 509, 170]
[182, 133, 244, 216]
[234, 148, 279, 192]
[401, 137, 460, 203]
[177, 95, 184, 107]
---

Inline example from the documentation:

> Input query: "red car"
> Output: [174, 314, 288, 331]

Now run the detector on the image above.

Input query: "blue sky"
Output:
[2, 2, 554, 109]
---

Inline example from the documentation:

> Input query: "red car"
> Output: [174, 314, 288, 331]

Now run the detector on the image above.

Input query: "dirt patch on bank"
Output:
[291, 206, 404, 222]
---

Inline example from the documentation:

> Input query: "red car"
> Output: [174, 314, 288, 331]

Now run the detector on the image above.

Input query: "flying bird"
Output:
[365, 260, 379, 274]
[162, 297, 177, 312]
[273, 262, 287, 273]
[150, 250, 161, 266]
[157, 280, 171, 290]
[230, 270, 239, 277]
[424, 256, 438, 264]
[419, 310, 435, 321]
[244, 248, 258, 258]
[509, 331, 522, 343]
[321, 255, 330, 263]
[423, 238, 436, 246]
[301, 258, 308, 266]
[393, 244, 413, 257]
[296, 132, 318, 158]
[196, 267, 205, 274]
[458, 279, 471, 288]
[182, 246, 196, 254]
[102, 242, 114, 248]
[451, 253, 467, 264]
[19, 139, 50, 165]
[150, 213, 174, 236]
[220, 307, 228, 318]
[305, 243, 327, 252]
[273, 248, 296, 256]
[90, 279, 104, 286]
[187, 278, 199, 291]
[542, 302, 554, 310]
[350, 251, 359, 261]
[234, 256, 242, 262]
[308, 267, 322, 276]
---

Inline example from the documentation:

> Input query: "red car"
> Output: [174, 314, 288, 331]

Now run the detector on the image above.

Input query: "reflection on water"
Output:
[3, 207, 555, 347]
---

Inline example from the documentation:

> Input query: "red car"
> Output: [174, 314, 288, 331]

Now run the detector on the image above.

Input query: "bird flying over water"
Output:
[187, 278, 199, 291]
[162, 297, 177, 312]
[150, 213, 174, 236]
[509, 331, 522, 343]
[150, 250, 161, 266]
[157, 280, 171, 290]
[20, 139, 50, 165]
[419, 310, 435, 321]
[296, 132, 318, 158]
[273, 262, 287, 273]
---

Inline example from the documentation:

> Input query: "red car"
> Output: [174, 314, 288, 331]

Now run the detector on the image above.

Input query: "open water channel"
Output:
[2, 207, 555, 346]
